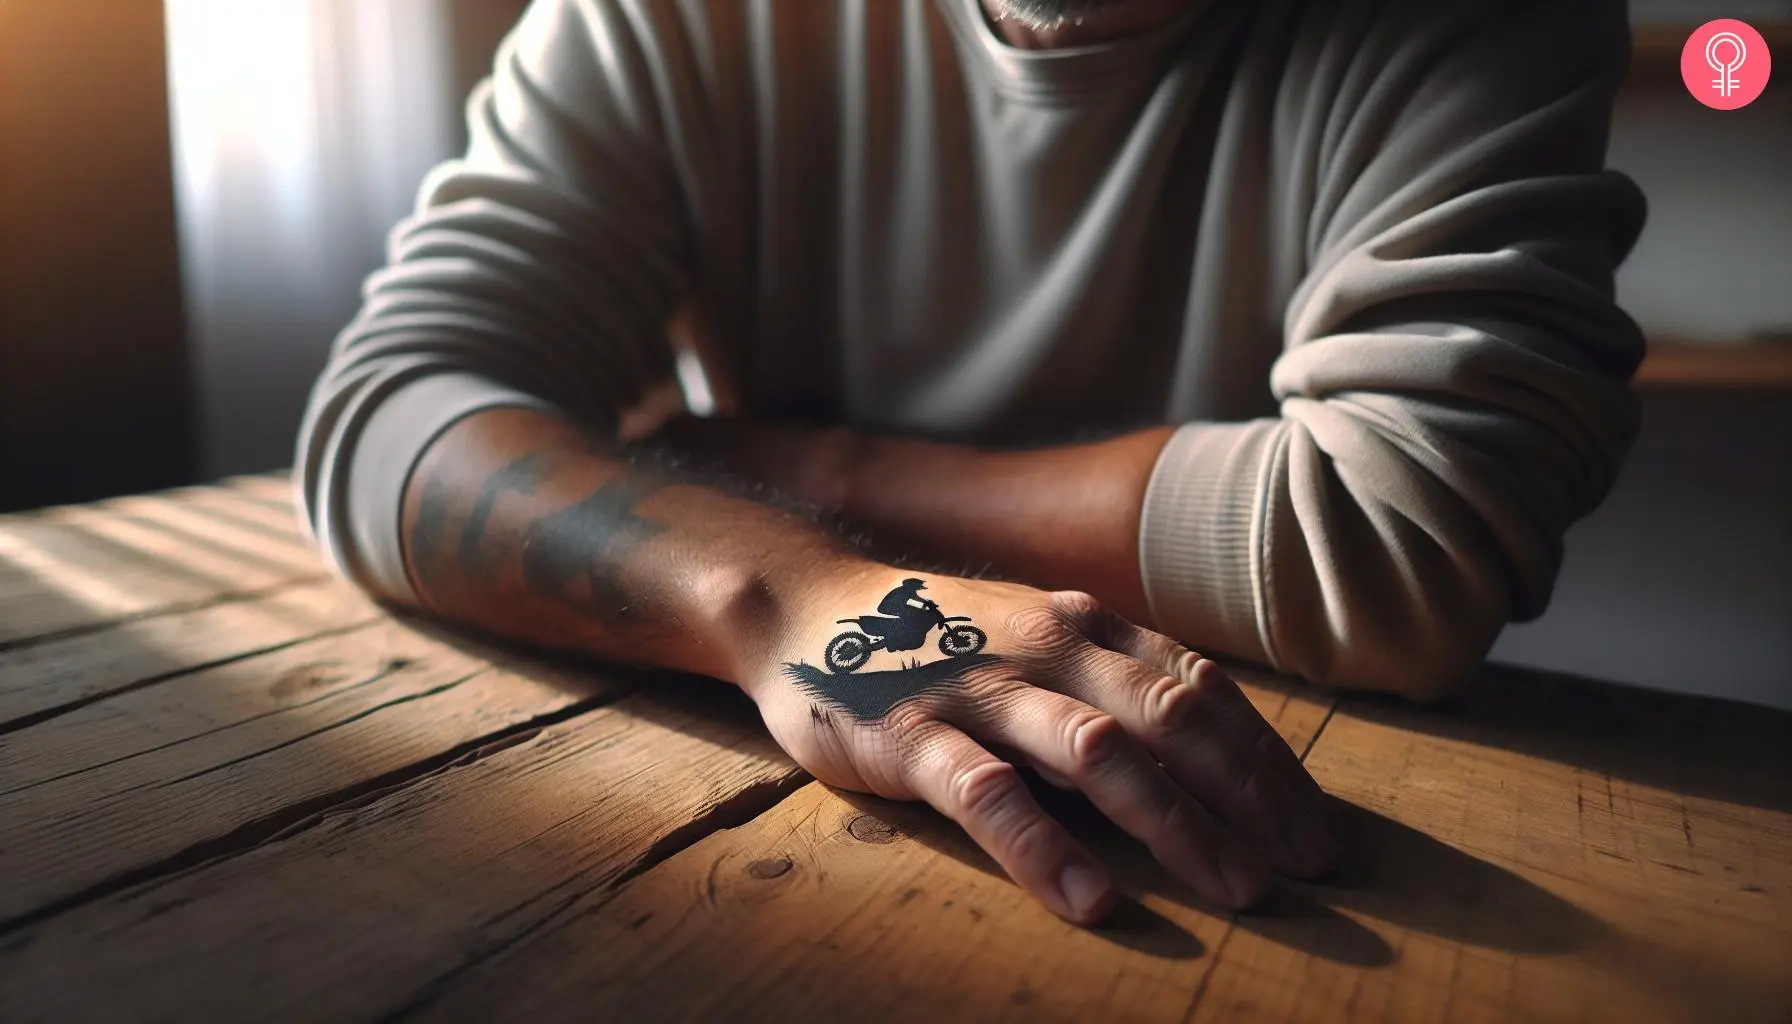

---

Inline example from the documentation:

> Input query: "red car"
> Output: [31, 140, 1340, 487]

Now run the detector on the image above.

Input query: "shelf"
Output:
[1635, 340, 1792, 389]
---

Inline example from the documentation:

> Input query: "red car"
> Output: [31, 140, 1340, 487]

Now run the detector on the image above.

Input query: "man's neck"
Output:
[978, 0, 1195, 50]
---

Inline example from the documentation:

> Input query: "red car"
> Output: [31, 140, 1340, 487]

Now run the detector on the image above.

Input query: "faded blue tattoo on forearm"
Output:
[408, 447, 670, 626]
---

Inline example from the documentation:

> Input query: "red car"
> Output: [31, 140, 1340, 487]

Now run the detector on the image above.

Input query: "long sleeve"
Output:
[294, 0, 691, 602]
[1139, 0, 1646, 695]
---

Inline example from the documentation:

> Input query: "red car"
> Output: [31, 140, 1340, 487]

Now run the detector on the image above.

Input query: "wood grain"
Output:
[396, 675, 1789, 1024]
[0, 486, 324, 646]
[0, 578, 380, 731]
[220, 472, 298, 507]
[406, 779, 1235, 1022]
[365, 679, 1340, 1022]
[0, 689, 803, 1022]
[0, 616, 621, 926]
[1183, 674, 1792, 1024]
[97, 489, 311, 553]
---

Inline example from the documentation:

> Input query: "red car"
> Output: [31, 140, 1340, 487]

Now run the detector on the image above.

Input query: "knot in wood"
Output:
[847, 813, 905, 844]
[746, 857, 792, 880]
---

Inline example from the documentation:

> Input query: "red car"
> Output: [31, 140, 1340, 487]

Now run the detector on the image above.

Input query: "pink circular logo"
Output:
[1681, 20, 1771, 110]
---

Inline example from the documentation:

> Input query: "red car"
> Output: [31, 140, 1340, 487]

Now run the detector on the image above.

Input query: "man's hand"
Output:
[744, 572, 1337, 924]
[403, 408, 1333, 926]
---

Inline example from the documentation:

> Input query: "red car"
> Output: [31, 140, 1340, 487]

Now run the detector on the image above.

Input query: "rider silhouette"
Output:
[860, 577, 932, 651]
[820, 575, 987, 673]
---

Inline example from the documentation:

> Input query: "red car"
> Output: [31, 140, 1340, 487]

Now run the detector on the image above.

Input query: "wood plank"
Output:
[140, 485, 308, 546]
[101, 489, 311, 553]
[1224, 665, 1336, 758]
[1183, 673, 1792, 1023]
[0, 688, 803, 1022]
[394, 672, 1789, 1023]
[347, 678, 1338, 1021]
[1634, 340, 1792, 390]
[219, 472, 299, 508]
[0, 578, 381, 732]
[408, 779, 1238, 1021]
[0, 616, 623, 927]
[50, 501, 318, 578]
[0, 491, 325, 646]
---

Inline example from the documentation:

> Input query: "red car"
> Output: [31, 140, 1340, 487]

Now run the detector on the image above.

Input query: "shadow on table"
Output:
[406, 626, 1614, 972]
[840, 780, 1604, 970]
[1342, 662, 1792, 816]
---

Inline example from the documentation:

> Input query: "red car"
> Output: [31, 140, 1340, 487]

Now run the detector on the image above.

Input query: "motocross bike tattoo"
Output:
[784, 578, 1000, 722]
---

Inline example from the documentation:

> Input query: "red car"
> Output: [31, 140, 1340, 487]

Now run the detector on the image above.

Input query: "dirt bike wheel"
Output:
[825, 631, 873, 674]
[938, 624, 987, 658]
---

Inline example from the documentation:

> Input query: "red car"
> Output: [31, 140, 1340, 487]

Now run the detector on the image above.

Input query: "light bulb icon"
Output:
[1706, 31, 1747, 97]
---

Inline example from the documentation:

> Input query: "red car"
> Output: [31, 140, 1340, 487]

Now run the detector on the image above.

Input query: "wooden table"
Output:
[1, 475, 1787, 1022]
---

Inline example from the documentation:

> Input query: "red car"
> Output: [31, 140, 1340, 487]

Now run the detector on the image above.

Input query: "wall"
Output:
[0, 0, 193, 511]
[165, 0, 528, 479]
[1488, 30, 1792, 708]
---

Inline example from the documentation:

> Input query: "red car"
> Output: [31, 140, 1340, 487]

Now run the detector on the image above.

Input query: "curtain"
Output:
[165, 0, 466, 476]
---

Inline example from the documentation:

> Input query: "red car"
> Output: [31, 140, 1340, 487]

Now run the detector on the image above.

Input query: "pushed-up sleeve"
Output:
[1140, 1, 1646, 695]
[295, 0, 691, 602]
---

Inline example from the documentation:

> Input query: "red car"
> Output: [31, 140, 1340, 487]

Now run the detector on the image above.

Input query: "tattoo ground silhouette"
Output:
[785, 653, 1002, 722]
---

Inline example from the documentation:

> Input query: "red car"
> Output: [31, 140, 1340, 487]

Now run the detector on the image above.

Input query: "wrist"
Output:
[708, 547, 886, 696]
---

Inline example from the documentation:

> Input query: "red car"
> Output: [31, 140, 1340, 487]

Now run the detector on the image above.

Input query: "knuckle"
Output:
[1001, 808, 1061, 865]
[950, 759, 1025, 823]
[1049, 590, 1123, 645]
[879, 700, 937, 743]
[1191, 657, 1244, 705]
[1235, 760, 1271, 808]
[1049, 589, 1105, 622]
[1144, 673, 1203, 735]
[1153, 794, 1203, 852]
[1163, 645, 1206, 684]
[1004, 604, 1079, 657]
[961, 673, 1029, 709]
[1065, 710, 1128, 776]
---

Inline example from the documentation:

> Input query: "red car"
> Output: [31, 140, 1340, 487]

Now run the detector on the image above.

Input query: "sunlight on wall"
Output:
[164, 1, 320, 242]
[162, 0, 459, 477]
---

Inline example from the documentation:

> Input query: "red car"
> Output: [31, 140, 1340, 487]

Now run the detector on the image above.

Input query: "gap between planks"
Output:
[388, 676, 1790, 1023]
[0, 612, 635, 930]
[0, 577, 384, 735]
[380, 672, 1337, 1022]
[0, 687, 809, 1023]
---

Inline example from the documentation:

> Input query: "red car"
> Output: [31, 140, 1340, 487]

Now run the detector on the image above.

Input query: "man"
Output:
[297, 0, 1644, 924]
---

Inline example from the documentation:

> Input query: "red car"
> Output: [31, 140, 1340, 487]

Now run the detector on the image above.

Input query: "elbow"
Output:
[1286, 578, 1510, 704]
[1360, 614, 1501, 704]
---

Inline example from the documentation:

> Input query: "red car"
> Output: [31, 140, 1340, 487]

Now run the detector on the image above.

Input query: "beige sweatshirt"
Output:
[296, 0, 1646, 694]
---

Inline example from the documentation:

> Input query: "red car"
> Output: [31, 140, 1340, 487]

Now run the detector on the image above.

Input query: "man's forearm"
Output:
[400, 406, 873, 682]
[661, 416, 1174, 626]
[835, 427, 1174, 624]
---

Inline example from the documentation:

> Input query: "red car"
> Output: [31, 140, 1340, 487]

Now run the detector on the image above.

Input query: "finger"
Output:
[1106, 619, 1330, 814]
[894, 718, 1116, 924]
[962, 685, 1269, 909]
[983, 740, 1077, 792]
[1116, 647, 1336, 876]
[1040, 620, 1335, 877]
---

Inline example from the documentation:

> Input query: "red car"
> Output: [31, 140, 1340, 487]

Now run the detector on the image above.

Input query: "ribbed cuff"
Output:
[343, 373, 555, 604]
[1138, 420, 1282, 667]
